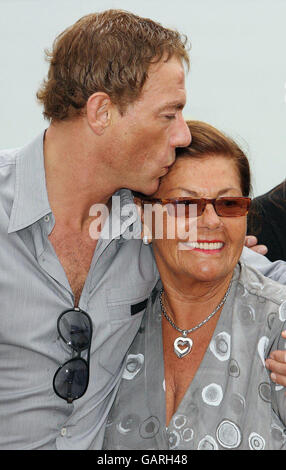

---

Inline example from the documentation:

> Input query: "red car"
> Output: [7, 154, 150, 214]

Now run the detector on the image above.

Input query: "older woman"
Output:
[103, 121, 286, 450]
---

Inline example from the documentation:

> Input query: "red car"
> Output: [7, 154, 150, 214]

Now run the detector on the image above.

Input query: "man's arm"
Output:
[266, 346, 286, 389]
[245, 235, 268, 256]
[241, 246, 286, 284]
[242, 241, 286, 387]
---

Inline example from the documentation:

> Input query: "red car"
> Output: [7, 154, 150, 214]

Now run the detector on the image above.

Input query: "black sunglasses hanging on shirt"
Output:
[53, 307, 93, 403]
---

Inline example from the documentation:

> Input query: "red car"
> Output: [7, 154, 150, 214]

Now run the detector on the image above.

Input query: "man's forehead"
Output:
[123, 56, 186, 115]
[135, 58, 186, 108]
[144, 56, 185, 87]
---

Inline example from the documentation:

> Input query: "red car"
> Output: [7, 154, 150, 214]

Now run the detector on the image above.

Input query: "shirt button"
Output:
[60, 427, 67, 437]
[44, 215, 50, 222]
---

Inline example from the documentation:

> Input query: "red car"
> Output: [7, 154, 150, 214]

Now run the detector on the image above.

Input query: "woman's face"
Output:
[148, 155, 248, 286]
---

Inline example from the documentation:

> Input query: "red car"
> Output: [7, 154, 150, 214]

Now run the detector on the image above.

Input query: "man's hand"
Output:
[245, 235, 268, 255]
[266, 330, 286, 389]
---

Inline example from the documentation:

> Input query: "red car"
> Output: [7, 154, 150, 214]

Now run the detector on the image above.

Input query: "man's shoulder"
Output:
[0, 147, 19, 198]
[0, 146, 24, 223]
[0, 147, 19, 202]
[0, 146, 20, 168]
[252, 181, 286, 209]
[0, 132, 45, 170]
[239, 261, 286, 306]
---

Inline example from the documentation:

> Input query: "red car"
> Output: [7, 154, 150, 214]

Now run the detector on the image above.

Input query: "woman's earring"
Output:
[143, 235, 150, 245]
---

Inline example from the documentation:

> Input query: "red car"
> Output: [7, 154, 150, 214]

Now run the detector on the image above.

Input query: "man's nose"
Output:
[174, 116, 192, 148]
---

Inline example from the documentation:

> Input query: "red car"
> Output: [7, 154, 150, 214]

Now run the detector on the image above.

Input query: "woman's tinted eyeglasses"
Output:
[139, 196, 251, 218]
[53, 308, 92, 404]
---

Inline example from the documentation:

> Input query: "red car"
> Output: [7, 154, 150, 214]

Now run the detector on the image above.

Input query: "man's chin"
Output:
[136, 179, 161, 197]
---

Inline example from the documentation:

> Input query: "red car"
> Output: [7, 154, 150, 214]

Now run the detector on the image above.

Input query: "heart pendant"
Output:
[174, 336, 193, 359]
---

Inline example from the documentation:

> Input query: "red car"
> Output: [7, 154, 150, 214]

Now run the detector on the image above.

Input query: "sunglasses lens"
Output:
[167, 200, 203, 218]
[143, 197, 250, 219]
[166, 202, 188, 217]
[166, 203, 176, 217]
[58, 310, 92, 351]
[216, 199, 249, 216]
[53, 358, 88, 402]
[185, 200, 204, 217]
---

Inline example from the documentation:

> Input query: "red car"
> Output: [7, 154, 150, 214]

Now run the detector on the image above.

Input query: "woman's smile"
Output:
[178, 240, 225, 253]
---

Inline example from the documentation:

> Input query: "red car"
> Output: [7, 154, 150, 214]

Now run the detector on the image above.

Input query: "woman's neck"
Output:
[161, 272, 233, 330]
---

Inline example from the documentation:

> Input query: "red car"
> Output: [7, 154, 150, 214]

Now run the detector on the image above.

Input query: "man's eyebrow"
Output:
[157, 101, 186, 112]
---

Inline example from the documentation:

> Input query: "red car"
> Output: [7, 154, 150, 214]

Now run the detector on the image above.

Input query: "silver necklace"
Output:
[159, 283, 232, 359]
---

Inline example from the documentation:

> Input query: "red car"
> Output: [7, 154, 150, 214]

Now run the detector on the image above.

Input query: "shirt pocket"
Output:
[98, 282, 152, 376]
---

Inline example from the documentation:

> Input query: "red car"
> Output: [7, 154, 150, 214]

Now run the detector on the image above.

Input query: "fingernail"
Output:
[248, 235, 256, 243]
[257, 246, 268, 255]
[271, 373, 276, 382]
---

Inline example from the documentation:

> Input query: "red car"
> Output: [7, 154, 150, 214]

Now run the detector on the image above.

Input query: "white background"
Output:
[0, 0, 285, 197]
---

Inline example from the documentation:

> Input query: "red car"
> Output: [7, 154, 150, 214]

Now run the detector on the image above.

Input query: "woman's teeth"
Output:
[184, 241, 224, 250]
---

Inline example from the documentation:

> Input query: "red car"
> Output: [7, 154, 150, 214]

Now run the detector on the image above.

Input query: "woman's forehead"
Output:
[156, 155, 241, 196]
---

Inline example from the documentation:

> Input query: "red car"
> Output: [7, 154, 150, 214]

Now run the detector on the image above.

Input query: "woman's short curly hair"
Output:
[37, 9, 190, 121]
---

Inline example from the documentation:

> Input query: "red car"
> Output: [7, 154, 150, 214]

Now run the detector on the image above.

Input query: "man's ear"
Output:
[86, 92, 112, 135]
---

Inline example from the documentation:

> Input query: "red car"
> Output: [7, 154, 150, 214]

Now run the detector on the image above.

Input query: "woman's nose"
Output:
[198, 203, 222, 229]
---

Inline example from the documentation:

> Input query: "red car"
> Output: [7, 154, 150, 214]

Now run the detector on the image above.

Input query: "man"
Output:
[0, 9, 192, 450]
[0, 9, 285, 450]
[247, 180, 286, 262]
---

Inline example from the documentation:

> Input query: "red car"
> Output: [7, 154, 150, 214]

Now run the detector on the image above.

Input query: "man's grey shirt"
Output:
[1, 132, 286, 450]
[0, 132, 158, 449]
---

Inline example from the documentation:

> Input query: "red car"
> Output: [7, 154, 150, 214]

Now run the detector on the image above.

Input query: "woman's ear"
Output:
[86, 92, 111, 135]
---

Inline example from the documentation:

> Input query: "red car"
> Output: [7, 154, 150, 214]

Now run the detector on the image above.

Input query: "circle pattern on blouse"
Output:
[201, 383, 223, 406]
[122, 354, 144, 380]
[216, 420, 242, 449]
[209, 332, 230, 361]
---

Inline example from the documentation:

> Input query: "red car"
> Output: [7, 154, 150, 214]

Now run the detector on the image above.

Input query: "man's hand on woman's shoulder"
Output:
[245, 235, 268, 255]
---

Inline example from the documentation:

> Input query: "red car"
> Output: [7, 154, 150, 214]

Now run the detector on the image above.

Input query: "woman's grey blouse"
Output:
[103, 262, 286, 450]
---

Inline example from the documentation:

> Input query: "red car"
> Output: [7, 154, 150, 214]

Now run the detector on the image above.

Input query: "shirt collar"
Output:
[8, 131, 142, 239]
[100, 188, 142, 241]
[8, 131, 51, 233]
